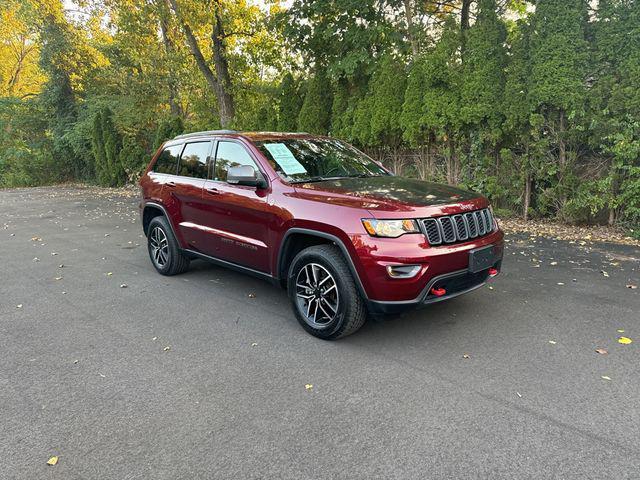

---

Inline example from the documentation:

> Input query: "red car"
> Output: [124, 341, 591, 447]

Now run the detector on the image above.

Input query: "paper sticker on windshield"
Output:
[264, 143, 307, 175]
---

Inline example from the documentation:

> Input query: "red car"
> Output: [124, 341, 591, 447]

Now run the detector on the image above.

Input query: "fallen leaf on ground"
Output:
[163, 346, 171, 351]
[58, 264, 64, 268]
[106, 272, 113, 276]
[618, 337, 633, 345]
[550, 261, 558, 266]
[16, 304, 23, 309]
[595, 348, 608, 355]
[617, 329, 625, 333]
[601, 376, 611, 381]
[462, 353, 470, 359]
[54, 276, 62, 280]
[31, 236, 42, 242]
[601, 271, 609, 277]
[251, 342, 258, 347]
[557, 282, 565, 285]
[248, 293, 256, 298]
[51, 252, 58, 256]
[516, 392, 522, 398]
[120, 283, 127, 288]
[548, 340, 557, 345]
[46, 456, 58, 466]
[626, 284, 638, 289]
[305, 384, 313, 390]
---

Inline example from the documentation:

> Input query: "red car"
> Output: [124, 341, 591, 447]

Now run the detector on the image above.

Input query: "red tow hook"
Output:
[430, 287, 446, 297]
[488, 267, 499, 277]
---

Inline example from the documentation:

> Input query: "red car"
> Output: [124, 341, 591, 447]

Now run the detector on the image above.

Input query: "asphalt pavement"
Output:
[1, 185, 639, 479]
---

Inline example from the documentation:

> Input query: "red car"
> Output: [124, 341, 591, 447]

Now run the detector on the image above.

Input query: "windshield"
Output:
[254, 138, 390, 183]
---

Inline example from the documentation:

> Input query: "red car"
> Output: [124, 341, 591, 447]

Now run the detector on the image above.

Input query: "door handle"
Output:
[206, 187, 219, 195]
[165, 181, 176, 188]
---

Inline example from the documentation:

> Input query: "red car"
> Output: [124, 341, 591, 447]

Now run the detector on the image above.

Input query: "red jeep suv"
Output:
[140, 130, 503, 339]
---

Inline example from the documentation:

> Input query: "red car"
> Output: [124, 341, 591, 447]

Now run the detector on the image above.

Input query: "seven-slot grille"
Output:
[421, 208, 494, 246]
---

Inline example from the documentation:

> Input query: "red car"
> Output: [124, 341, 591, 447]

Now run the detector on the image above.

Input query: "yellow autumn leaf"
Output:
[618, 337, 633, 345]
[47, 456, 58, 466]
[304, 384, 313, 390]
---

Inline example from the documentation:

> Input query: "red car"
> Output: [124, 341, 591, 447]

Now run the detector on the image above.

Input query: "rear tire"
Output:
[287, 244, 366, 340]
[147, 216, 190, 276]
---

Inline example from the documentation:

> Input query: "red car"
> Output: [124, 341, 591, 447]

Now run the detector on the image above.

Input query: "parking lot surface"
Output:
[1, 185, 639, 479]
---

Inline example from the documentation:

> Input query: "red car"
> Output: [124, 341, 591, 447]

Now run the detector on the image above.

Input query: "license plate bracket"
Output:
[468, 244, 501, 273]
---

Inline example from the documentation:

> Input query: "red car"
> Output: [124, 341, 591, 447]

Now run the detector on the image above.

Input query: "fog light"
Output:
[386, 264, 421, 279]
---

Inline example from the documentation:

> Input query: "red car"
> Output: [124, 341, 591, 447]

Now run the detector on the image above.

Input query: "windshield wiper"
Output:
[290, 176, 344, 184]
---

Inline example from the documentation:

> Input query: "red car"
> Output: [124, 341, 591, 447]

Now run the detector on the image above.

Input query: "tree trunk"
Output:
[446, 135, 457, 185]
[460, 0, 472, 56]
[524, 174, 531, 221]
[403, 0, 419, 60]
[211, 2, 235, 125]
[167, 0, 234, 127]
[159, 2, 182, 117]
[558, 109, 566, 169]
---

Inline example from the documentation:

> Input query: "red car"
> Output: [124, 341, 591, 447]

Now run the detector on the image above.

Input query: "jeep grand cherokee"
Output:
[140, 130, 503, 339]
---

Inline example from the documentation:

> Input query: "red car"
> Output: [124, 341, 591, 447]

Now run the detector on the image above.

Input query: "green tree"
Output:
[297, 70, 332, 134]
[367, 55, 407, 147]
[38, 11, 80, 181]
[153, 116, 184, 150]
[529, 0, 589, 171]
[92, 108, 124, 186]
[421, 16, 462, 184]
[277, 73, 302, 131]
[460, 0, 506, 143]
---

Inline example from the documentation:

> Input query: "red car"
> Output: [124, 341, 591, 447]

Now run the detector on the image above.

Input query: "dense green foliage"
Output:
[1, 0, 639, 236]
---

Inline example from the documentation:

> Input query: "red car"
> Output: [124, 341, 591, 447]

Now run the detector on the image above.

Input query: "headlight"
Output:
[361, 219, 420, 238]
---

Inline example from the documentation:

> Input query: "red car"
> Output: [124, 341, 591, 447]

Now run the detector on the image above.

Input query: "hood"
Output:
[291, 176, 487, 217]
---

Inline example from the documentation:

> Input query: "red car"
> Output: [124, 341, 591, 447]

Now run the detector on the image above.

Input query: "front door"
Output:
[200, 140, 272, 273]
[171, 140, 214, 251]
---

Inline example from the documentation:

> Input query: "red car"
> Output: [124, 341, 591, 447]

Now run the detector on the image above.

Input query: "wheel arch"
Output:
[277, 228, 369, 300]
[142, 202, 178, 239]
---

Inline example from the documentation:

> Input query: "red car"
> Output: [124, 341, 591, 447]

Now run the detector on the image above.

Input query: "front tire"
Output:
[287, 244, 366, 340]
[147, 216, 190, 276]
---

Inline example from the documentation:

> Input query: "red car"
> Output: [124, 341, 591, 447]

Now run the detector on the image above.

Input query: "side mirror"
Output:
[227, 165, 267, 188]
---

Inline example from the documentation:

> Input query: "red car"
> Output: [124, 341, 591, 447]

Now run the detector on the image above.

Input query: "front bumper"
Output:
[365, 260, 501, 315]
[352, 228, 504, 303]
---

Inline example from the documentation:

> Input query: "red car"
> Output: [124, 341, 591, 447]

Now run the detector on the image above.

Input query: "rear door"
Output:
[200, 139, 272, 272]
[169, 140, 214, 251]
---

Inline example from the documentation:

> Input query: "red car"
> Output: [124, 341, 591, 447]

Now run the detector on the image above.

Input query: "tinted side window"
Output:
[153, 144, 183, 174]
[177, 141, 211, 179]
[214, 141, 259, 182]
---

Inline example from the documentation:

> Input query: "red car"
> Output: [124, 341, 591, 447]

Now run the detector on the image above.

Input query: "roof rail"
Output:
[173, 129, 238, 140]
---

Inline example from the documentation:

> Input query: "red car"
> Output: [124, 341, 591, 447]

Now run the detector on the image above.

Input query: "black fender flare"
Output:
[141, 201, 179, 240]
[277, 228, 369, 300]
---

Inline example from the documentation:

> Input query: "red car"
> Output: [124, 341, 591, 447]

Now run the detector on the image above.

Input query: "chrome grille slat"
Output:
[452, 215, 468, 241]
[438, 216, 456, 243]
[423, 218, 442, 245]
[475, 211, 486, 236]
[464, 212, 478, 238]
[421, 208, 494, 246]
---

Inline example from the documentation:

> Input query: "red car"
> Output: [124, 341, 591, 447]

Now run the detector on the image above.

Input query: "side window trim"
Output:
[176, 140, 214, 179]
[153, 142, 184, 175]
[209, 139, 219, 181]
[211, 138, 267, 185]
